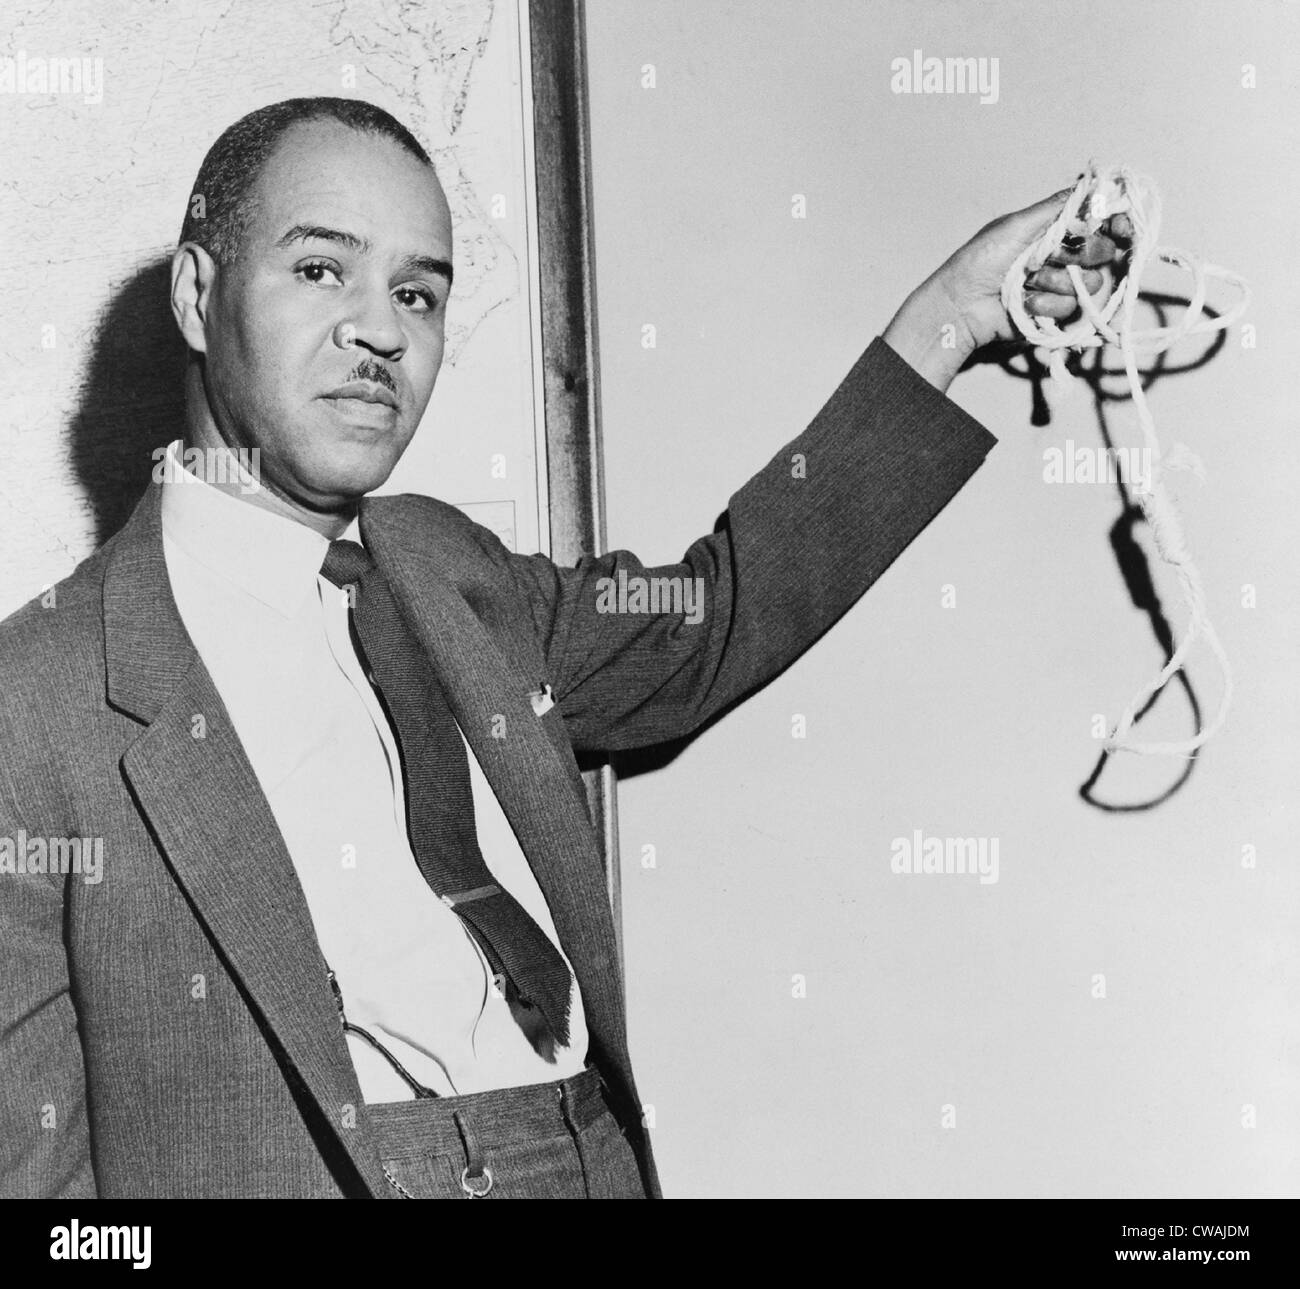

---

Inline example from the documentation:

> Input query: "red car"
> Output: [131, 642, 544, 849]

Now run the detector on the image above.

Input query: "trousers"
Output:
[363, 1065, 646, 1199]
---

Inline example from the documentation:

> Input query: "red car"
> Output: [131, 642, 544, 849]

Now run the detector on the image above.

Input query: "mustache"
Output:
[345, 358, 398, 396]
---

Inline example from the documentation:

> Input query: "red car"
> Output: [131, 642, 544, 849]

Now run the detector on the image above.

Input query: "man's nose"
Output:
[333, 286, 408, 360]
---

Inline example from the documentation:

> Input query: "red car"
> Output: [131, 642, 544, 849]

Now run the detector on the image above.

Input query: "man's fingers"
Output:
[994, 187, 1135, 265]
[1045, 230, 1125, 268]
[1023, 263, 1115, 321]
[1023, 291, 1083, 321]
[1025, 266, 1103, 295]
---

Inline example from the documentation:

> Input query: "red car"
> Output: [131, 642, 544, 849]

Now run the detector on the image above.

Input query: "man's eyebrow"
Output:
[276, 224, 453, 284]
[276, 224, 371, 254]
[397, 253, 454, 285]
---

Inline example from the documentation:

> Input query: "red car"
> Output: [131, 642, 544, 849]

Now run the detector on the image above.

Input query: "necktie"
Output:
[320, 539, 573, 1052]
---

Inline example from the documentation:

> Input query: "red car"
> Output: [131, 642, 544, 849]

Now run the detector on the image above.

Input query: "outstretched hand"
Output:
[883, 186, 1133, 391]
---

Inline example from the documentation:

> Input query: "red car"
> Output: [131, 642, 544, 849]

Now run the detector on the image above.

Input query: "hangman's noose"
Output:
[1001, 161, 1250, 757]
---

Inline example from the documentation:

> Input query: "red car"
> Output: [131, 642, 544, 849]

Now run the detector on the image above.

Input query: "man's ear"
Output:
[170, 241, 218, 353]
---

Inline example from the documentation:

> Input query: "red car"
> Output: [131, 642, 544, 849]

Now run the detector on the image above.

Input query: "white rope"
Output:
[1000, 162, 1250, 757]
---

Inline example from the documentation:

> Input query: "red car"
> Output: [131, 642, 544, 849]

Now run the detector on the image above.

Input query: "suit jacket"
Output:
[0, 337, 996, 1197]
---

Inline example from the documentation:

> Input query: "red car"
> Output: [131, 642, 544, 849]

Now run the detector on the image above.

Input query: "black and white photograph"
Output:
[0, 0, 1293, 1255]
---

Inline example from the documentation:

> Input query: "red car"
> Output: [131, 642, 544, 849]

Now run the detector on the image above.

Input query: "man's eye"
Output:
[296, 260, 342, 286]
[393, 285, 439, 315]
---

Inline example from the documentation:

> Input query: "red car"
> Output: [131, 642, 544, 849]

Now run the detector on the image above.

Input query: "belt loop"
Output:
[559, 1079, 593, 1198]
[453, 1110, 493, 1198]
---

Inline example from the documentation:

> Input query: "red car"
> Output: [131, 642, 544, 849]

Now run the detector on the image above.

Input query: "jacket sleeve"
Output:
[0, 757, 96, 1197]
[503, 336, 999, 754]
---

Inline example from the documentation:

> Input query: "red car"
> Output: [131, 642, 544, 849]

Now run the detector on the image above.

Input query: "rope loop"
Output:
[1002, 162, 1249, 757]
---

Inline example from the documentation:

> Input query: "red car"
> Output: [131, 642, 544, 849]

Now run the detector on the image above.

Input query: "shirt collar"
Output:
[159, 439, 360, 617]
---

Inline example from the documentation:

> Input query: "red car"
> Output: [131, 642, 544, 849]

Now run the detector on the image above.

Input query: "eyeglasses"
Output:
[327, 968, 439, 1100]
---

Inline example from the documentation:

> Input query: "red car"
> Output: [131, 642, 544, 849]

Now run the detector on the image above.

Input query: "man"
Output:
[0, 98, 1125, 1198]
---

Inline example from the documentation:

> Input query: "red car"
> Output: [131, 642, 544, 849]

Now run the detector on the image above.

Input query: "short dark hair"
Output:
[178, 97, 432, 265]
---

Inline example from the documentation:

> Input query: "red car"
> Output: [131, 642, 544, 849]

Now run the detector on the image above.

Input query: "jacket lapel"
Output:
[359, 496, 626, 1052]
[104, 484, 393, 1197]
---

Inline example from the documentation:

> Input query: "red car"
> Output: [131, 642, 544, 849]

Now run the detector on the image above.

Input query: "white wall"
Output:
[586, 0, 1298, 1197]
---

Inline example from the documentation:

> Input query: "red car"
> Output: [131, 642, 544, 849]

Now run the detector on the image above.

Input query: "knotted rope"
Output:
[1000, 162, 1250, 757]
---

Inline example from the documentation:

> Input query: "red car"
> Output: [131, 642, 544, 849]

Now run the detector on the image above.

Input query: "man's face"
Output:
[195, 119, 453, 512]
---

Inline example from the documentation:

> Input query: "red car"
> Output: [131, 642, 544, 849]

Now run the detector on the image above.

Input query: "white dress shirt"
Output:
[159, 441, 588, 1101]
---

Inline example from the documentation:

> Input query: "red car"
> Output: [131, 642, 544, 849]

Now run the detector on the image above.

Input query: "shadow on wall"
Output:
[70, 256, 189, 546]
[982, 292, 1230, 812]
